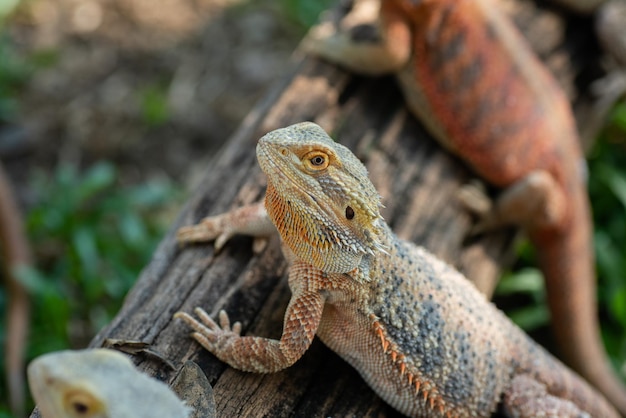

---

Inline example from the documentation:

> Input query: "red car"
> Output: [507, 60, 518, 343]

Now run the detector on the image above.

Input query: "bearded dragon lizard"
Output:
[301, 0, 626, 413]
[28, 349, 191, 418]
[175, 122, 618, 417]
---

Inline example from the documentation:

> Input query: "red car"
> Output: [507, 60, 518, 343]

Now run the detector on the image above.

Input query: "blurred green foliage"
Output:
[0, 162, 180, 414]
[140, 84, 170, 127]
[24, 162, 179, 350]
[0, 36, 30, 122]
[0, 0, 19, 23]
[277, 0, 334, 28]
[590, 103, 626, 366]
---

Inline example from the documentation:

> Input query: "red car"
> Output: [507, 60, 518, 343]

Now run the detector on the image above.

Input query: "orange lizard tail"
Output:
[532, 200, 626, 416]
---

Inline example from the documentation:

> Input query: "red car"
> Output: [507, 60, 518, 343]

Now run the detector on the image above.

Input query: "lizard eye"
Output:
[64, 389, 104, 417]
[311, 156, 324, 165]
[345, 206, 355, 220]
[303, 151, 330, 171]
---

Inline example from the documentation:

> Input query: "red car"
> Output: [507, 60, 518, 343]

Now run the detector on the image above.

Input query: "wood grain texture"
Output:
[28, 1, 601, 416]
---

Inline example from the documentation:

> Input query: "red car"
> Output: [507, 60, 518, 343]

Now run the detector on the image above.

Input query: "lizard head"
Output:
[257, 122, 386, 276]
[28, 349, 191, 418]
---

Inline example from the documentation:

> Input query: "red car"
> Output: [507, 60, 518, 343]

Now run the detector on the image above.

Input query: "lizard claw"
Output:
[174, 308, 242, 353]
[457, 181, 492, 216]
[457, 181, 499, 235]
[218, 310, 242, 335]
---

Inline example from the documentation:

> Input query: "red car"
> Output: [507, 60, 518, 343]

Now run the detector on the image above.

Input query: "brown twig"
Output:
[0, 160, 32, 418]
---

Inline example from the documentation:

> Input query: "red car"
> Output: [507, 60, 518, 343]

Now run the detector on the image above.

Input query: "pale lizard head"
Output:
[257, 122, 386, 276]
[28, 349, 191, 418]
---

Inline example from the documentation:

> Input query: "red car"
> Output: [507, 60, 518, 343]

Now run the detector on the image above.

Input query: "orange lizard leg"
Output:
[459, 170, 568, 233]
[175, 266, 327, 373]
[302, 0, 410, 75]
[177, 201, 275, 251]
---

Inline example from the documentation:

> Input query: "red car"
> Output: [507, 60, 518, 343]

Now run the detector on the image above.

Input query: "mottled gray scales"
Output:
[442, 330, 475, 404]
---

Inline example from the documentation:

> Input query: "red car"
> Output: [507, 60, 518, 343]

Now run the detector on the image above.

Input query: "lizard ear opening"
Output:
[345, 206, 355, 220]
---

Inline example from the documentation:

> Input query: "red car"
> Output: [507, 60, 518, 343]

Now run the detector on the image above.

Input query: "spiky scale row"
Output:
[370, 313, 451, 416]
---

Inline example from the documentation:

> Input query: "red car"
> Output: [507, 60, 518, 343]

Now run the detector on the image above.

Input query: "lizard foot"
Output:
[457, 181, 497, 234]
[459, 171, 565, 234]
[177, 214, 235, 251]
[177, 202, 274, 253]
[174, 308, 242, 354]
[301, 0, 408, 76]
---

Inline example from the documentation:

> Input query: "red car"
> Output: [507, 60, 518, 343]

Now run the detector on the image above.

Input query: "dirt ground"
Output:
[1, 0, 304, 197]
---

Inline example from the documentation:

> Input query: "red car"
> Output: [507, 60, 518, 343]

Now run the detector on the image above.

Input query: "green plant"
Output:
[140, 84, 170, 127]
[588, 102, 626, 366]
[0, 0, 20, 22]
[276, 0, 335, 28]
[0, 162, 181, 415]
[0, 35, 30, 122]
[26, 162, 180, 349]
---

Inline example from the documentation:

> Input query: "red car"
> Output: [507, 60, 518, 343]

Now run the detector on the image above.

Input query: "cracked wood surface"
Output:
[28, 2, 601, 416]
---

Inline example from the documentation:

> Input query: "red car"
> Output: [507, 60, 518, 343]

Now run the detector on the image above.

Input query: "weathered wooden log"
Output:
[29, 0, 602, 416]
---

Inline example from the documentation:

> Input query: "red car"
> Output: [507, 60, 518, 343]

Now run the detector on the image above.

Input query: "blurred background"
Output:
[0, 0, 624, 417]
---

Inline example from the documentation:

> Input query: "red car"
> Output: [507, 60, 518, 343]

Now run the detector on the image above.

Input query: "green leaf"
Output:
[72, 226, 99, 277]
[12, 264, 51, 294]
[119, 212, 147, 246]
[611, 288, 626, 329]
[77, 162, 116, 202]
[508, 304, 550, 331]
[140, 86, 169, 126]
[496, 268, 544, 296]
[610, 102, 626, 132]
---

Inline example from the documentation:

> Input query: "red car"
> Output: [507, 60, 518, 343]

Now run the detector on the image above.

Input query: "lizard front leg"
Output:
[177, 201, 275, 252]
[302, 0, 410, 75]
[175, 263, 327, 373]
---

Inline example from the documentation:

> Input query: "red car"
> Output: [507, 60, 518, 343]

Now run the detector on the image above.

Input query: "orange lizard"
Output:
[303, 0, 626, 414]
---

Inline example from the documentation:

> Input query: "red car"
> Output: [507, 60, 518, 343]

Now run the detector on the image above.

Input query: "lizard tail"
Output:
[531, 198, 626, 416]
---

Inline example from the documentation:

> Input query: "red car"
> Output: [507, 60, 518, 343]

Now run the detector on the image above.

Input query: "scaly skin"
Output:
[175, 122, 619, 417]
[302, 0, 626, 413]
[28, 349, 191, 418]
